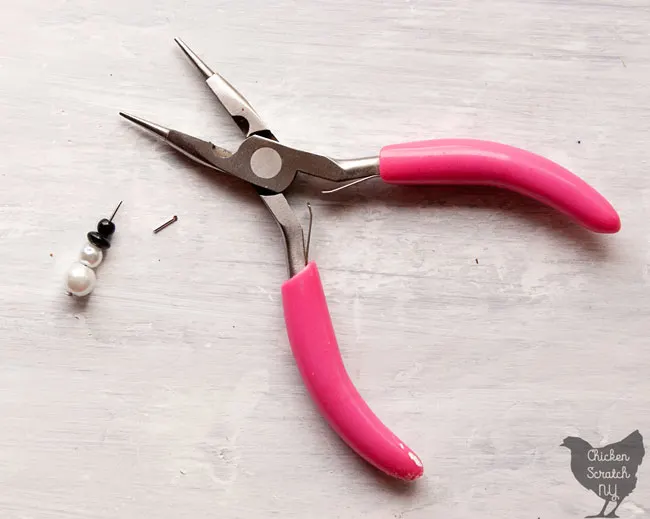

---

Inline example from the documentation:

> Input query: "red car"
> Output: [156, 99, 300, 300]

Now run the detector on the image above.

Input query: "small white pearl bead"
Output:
[64, 261, 96, 297]
[79, 242, 103, 268]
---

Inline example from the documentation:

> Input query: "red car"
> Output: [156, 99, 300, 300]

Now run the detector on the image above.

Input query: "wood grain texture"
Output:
[1, 1, 649, 518]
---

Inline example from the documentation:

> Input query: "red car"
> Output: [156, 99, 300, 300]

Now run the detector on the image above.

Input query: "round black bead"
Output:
[97, 218, 116, 237]
[88, 231, 111, 249]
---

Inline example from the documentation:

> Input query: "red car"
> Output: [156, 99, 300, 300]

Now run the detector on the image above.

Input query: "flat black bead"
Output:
[97, 218, 116, 237]
[87, 231, 111, 249]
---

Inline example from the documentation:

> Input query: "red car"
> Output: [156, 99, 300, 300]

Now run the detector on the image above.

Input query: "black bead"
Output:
[97, 218, 116, 237]
[88, 231, 111, 249]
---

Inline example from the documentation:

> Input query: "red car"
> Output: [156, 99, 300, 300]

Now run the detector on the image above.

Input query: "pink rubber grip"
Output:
[379, 139, 620, 234]
[281, 262, 424, 481]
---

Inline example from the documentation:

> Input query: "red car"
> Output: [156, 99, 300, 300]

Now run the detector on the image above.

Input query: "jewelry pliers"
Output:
[119, 38, 620, 482]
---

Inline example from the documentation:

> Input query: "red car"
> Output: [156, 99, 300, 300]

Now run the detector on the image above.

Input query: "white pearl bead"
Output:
[64, 261, 96, 297]
[79, 242, 103, 268]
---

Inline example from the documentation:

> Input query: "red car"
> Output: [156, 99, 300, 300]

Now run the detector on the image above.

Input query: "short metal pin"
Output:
[109, 201, 123, 222]
[153, 215, 178, 234]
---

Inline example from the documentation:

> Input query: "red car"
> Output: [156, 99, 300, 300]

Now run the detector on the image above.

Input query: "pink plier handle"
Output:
[282, 262, 424, 481]
[378, 139, 620, 233]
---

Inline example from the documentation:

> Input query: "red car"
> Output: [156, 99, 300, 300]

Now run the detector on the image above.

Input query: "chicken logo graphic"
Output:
[561, 430, 645, 517]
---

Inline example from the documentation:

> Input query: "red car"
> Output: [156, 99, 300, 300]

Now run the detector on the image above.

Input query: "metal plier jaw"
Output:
[120, 38, 620, 482]
[119, 108, 378, 277]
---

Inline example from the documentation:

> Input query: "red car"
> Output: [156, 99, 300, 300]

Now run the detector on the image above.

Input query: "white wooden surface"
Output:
[1, 1, 649, 518]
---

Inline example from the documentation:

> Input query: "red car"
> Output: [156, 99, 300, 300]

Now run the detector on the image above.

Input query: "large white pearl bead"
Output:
[64, 261, 97, 296]
[79, 242, 103, 268]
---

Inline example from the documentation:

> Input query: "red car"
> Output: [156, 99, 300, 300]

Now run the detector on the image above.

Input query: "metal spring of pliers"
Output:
[119, 38, 621, 481]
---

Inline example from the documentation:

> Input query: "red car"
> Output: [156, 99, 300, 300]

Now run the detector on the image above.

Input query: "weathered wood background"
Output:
[1, 1, 648, 518]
